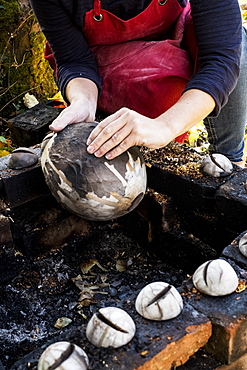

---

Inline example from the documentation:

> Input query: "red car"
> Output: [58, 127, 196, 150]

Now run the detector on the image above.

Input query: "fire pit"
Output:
[1, 110, 247, 369]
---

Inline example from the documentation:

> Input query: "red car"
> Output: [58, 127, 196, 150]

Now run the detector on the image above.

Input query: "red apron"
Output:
[45, 0, 197, 142]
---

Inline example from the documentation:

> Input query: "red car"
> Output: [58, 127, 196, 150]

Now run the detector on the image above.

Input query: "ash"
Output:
[0, 221, 186, 369]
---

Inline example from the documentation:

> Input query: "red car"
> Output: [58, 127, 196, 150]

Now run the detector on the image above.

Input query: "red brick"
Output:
[83, 303, 212, 370]
[179, 209, 236, 254]
[216, 353, 247, 370]
[205, 310, 247, 365]
[181, 264, 247, 365]
[135, 321, 212, 370]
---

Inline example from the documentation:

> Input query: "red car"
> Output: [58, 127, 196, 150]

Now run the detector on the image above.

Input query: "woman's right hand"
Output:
[49, 77, 98, 132]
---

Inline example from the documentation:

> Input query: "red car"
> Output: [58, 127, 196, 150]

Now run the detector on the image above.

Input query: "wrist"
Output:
[153, 115, 182, 144]
[65, 77, 98, 105]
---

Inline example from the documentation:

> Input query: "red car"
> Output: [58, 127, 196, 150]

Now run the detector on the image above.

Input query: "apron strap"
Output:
[93, 0, 103, 21]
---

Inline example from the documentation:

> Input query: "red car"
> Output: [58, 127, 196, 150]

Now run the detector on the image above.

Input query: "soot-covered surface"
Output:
[0, 221, 188, 369]
[1, 140, 233, 369]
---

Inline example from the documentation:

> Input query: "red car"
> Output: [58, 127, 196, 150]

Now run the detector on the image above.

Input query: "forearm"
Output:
[157, 89, 216, 141]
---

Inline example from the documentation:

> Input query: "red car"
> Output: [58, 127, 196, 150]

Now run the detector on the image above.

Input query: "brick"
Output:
[216, 353, 247, 370]
[146, 164, 213, 211]
[121, 197, 218, 274]
[118, 208, 152, 247]
[146, 162, 230, 213]
[135, 189, 179, 243]
[142, 144, 244, 217]
[22, 214, 91, 257]
[0, 146, 50, 207]
[0, 213, 14, 246]
[215, 169, 247, 233]
[146, 227, 218, 275]
[103, 303, 212, 370]
[0, 159, 50, 208]
[181, 261, 247, 365]
[135, 318, 212, 370]
[8, 103, 63, 147]
[5, 194, 92, 257]
[0, 214, 19, 283]
[221, 231, 247, 270]
[120, 210, 218, 275]
[179, 209, 238, 254]
[118, 189, 175, 247]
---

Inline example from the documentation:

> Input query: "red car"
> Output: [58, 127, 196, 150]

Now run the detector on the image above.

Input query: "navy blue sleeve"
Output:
[29, 0, 102, 100]
[185, 0, 242, 116]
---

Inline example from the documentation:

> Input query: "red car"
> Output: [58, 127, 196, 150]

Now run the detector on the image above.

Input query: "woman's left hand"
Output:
[86, 107, 170, 159]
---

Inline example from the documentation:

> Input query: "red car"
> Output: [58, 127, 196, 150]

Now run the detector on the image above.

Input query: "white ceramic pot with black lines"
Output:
[192, 259, 238, 296]
[135, 281, 183, 320]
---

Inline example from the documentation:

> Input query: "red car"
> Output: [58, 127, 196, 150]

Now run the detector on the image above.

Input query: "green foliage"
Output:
[0, 0, 20, 23]
[0, 3, 58, 118]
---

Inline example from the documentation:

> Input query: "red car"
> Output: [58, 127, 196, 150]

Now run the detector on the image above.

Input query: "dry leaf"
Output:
[80, 259, 108, 274]
[100, 274, 108, 283]
[78, 298, 95, 307]
[116, 259, 127, 272]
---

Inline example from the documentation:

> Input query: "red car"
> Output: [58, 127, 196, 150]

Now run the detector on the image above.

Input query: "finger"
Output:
[105, 135, 134, 160]
[86, 117, 117, 145]
[87, 119, 126, 154]
[49, 108, 76, 131]
[93, 123, 133, 157]
[49, 119, 72, 132]
[86, 108, 129, 145]
[86, 120, 110, 146]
